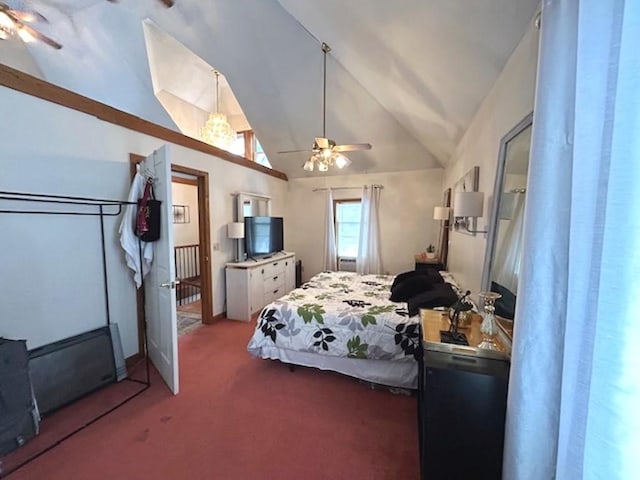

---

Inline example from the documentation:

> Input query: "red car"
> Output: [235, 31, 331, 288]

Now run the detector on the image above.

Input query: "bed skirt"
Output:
[254, 345, 418, 389]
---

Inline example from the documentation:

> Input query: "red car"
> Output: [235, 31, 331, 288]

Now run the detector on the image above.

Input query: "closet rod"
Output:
[0, 190, 137, 205]
[312, 184, 384, 192]
[0, 191, 136, 216]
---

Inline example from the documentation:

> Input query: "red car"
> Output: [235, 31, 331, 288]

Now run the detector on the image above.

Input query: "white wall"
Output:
[443, 21, 539, 296]
[287, 169, 444, 281]
[0, 86, 287, 357]
[171, 182, 199, 247]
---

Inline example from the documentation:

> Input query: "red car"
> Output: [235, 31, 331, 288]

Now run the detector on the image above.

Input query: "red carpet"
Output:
[5, 320, 419, 480]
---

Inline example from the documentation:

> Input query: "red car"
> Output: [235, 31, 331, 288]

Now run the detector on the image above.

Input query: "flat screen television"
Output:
[244, 216, 284, 259]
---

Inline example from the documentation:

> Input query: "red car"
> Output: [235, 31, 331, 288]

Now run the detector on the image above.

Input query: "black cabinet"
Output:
[418, 348, 509, 479]
[415, 259, 444, 272]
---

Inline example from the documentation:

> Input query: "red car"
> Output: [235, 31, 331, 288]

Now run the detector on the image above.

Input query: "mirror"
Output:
[238, 194, 270, 218]
[235, 192, 271, 261]
[481, 113, 533, 335]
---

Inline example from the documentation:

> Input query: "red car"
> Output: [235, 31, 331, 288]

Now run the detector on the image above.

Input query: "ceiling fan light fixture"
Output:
[318, 160, 329, 172]
[303, 158, 315, 171]
[334, 153, 351, 169]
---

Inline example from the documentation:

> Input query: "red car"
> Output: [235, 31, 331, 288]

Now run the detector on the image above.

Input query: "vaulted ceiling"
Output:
[0, 0, 539, 178]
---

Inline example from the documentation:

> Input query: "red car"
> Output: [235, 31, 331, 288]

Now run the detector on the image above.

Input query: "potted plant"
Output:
[426, 244, 437, 259]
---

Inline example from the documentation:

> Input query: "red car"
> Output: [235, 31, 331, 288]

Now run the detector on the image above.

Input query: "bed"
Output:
[246, 271, 447, 389]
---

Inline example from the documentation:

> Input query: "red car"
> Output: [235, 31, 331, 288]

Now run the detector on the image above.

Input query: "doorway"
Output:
[129, 155, 213, 359]
[172, 173, 203, 335]
[171, 164, 213, 328]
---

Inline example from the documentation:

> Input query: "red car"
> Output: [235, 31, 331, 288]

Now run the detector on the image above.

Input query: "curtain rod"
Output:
[312, 184, 383, 192]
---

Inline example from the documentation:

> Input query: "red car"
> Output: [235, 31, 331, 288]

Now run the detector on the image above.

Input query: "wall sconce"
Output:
[453, 191, 488, 234]
[227, 222, 245, 262]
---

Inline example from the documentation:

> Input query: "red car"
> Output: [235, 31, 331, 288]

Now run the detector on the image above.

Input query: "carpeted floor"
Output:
[4, 320, 419, 480]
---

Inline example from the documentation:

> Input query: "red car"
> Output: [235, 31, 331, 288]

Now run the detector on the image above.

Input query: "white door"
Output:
[140, 146, 179, 394]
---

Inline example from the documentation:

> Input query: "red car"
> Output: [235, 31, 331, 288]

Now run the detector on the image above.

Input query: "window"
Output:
[229, 132, 246, 157]
[254, 138, 272, 168]
[233, 130, 272, 168]
[335, 200, 361, 258]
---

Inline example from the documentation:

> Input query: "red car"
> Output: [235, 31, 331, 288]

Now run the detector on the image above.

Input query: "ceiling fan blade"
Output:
[277, 149, 313, 154]
[18, 24, 62, 49]
[334, 143, 372, 152]
[11, 10, 48, 24]
[108, 0, 173, 6]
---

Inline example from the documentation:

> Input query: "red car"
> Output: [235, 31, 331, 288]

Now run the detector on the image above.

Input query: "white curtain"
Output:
[494, 192, 525, 294]
[357, 185, 382, 274]
[322, 189, 337, 271]
[505, 1, 640, 479]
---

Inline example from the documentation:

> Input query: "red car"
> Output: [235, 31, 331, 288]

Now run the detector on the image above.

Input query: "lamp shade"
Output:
[227, 222, 245, 239]
[433, 206, 450, 220]
[453, 192, 484, 217]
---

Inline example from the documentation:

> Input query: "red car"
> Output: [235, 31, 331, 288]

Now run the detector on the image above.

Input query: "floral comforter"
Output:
[246, 271, 421, 362]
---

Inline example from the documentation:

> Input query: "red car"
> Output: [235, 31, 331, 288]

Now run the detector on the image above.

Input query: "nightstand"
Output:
[414, 256, 444, 272]
[417, 309, 510, 479]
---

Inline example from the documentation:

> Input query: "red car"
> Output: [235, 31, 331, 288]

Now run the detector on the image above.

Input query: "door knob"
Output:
[160, 280, 181, 289]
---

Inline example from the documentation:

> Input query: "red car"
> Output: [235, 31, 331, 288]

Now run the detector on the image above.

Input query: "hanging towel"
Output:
[119, 170, 153, 288]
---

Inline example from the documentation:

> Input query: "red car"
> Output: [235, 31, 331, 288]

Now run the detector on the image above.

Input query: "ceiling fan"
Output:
[0, 1, 62, 49]
[107, 0, 175, 7]
[277, 42, 372, 172]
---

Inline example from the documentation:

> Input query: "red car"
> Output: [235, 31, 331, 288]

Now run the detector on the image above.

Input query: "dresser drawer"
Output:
[264, 273, 285, 291]
[261, 259, 285, 279]
[263, 284, 285, 305]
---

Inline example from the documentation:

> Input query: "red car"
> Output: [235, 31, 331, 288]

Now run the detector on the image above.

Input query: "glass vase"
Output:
[477, 291, 502, 351]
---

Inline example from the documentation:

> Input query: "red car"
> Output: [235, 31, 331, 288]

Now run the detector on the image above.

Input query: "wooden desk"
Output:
[417, 309, 510, 480]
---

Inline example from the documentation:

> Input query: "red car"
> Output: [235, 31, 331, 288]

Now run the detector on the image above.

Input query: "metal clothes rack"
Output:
[0, 190, 151, 478]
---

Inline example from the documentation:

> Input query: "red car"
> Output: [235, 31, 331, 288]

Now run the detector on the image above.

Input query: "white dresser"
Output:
[225, 252, 296, 321]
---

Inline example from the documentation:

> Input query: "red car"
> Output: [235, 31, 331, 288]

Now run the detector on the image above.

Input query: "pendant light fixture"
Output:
[200, 70, 235, 150]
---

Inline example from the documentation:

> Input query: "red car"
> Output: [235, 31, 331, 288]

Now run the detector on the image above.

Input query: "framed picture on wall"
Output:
[451, 166, 479, 236]
[172, 205, 190, 224]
